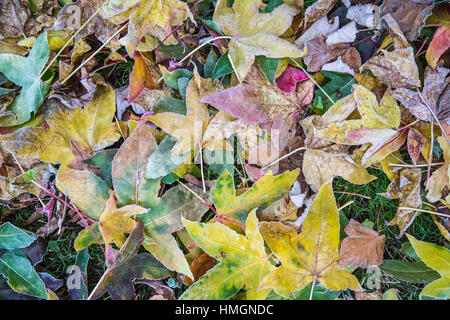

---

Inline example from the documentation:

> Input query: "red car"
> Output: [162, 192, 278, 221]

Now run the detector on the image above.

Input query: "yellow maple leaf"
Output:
[0, 84, 120, 179]
[101, 0, 194, 56]
[259, 181, 361, 297]
[213, 0, 303, 81]
[317, 85, 403, 167]
[99, 191, 147, 248]
[141, 69, 214, 156]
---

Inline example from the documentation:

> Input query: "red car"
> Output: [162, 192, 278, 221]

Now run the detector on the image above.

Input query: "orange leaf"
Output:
[127, 51, 156, 103]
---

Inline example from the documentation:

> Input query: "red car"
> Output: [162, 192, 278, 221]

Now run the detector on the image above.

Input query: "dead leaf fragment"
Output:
[340, 219, 386, 268]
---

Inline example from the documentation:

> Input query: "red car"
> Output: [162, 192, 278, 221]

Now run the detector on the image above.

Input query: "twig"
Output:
[398, 207, 450, 218]
[289, 58, 336, 107]
[334, 191, 371, 200]
[417, 90, 450, 145]
[179, 36, 231, 64]
[428, 123, 434, 180]
[388, 162, 445, 168]
[262, 147, 307, 170]
[338, 201, 354, 211]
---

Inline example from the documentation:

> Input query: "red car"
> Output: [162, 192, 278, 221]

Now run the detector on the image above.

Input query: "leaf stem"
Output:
[179, 36, 231, 64]
[60, 23, 128, 85]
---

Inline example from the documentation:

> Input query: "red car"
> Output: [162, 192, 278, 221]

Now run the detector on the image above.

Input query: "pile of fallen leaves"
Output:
[0, 0, 449, 301]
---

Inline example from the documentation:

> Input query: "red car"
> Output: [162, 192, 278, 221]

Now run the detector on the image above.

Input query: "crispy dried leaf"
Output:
[339, 219, 386, 268]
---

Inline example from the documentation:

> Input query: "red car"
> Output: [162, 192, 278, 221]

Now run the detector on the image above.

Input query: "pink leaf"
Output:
[275, 66, 309, 93]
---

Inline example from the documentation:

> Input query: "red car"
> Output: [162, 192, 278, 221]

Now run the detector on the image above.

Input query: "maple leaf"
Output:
[259, 181, 361, 297]
[53, 0, 120, 48]
[201, 66, 314, 151]
[0, 32, 52, 126]
[363, 15, 420, 89]
[385, 168, 422, 236]
[317, 85, 403, 167]
[140, 69, 214, 156]
[407, 234, 450, 300]
[111, 123, 209, 276]
[382, 0, 434, 41]
[212, 0, 303, 81]
[100, 0, 194, 56]
[59, 169, 110, 220]
[339, 219, 386, 268]
[211, 169, 299, 230]
[180, 210, 274, 300]
[111, 123, 159, 207]
[302, 149, 376, 193]
[425, 136, 450, 203]
[0, 84, 120, 179]
[89, 221, 172, 300]
[99, 191, 147, 248]
[127, 51, 157, 103]
[394, 66, 449, 125]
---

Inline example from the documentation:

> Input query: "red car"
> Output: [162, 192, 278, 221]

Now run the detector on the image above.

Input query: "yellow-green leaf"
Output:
[180, 210, 274, 300]
[407, 234, 450, 300]
[260, 181, 361, 297]
[212, 169, 299, 230]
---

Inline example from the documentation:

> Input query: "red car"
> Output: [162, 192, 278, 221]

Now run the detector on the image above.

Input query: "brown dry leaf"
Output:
[339, 219, 386, 268]
[385, 168, 422, 236]
[425, 136, 450, 203]
[363, 15, 420, 89]
[394, 67, 449, 125]
[183, 253, 218, 286]
[0, 0, 57, 38]
[304, 0, 338, 26]
[304, 35, 357, 72]
[382, 0, 434, 41]
[407, 128, 427, 166]
[52, 0, 120, 49]
[0, 145, 49, 201]
[355, 291, 382, 300]
[302, 149, 376, 192]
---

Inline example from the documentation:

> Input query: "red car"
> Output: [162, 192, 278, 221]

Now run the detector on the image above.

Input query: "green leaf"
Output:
[313, 71, 356, 112]
[0, 33, 52, 126]
[89, 222, 172, 300]
[380, 260, 440, 284]
[212, 52, 233, 82]
[212, 169, 299, 229]
[407, 234, 450, 299]
[153, 97, 186, 115]
[74, 223, 103, 251]
[0, 252, 48, 299]
[84, 149, 118, 188]
[204, 50, 218, 79]
[161, 67, 193, 90]
[0, 222, 36, 251]
[68, 249, 89, 300]
[292, 281, 341, 300]
[180, 210, 274, 300]
[256, 56, 280, 85]
[145, 135, 189, 180]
